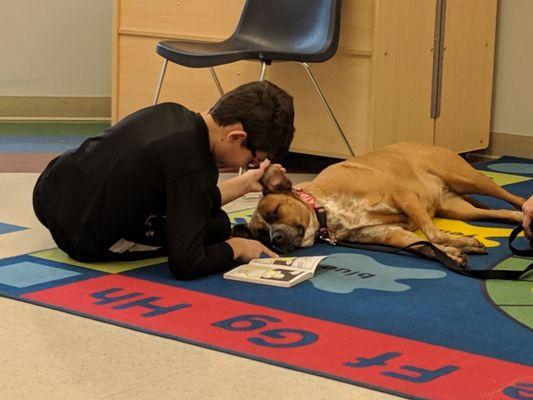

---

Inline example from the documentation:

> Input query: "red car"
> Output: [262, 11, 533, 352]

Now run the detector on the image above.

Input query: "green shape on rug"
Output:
[485, 256, 533, 328]
[30, 248, 167, 273]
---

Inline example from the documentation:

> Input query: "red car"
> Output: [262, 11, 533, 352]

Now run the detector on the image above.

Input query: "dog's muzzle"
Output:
[268, 223, 305, 253]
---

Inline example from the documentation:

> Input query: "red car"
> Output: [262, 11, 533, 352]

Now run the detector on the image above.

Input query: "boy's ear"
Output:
[226, 129, 247, 143]
[260, 164, 293, 194]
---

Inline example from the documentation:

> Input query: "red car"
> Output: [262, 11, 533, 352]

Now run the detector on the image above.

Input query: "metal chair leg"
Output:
[239, 61, 270, 195]
[259, 61, 268, 81]
[209, 67, 225, 96]
[299, 62, 355, 157]
[153, 59, 168, 105]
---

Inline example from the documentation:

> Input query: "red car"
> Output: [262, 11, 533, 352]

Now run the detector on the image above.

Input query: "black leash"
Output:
[509, 225, 533, 257]
[314, 207, 533, 280]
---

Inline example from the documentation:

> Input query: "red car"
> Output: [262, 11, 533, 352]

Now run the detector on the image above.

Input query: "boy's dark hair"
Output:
[209, 80, 295, 161]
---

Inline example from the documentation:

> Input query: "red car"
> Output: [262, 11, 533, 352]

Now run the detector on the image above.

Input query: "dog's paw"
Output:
[438, 245, 468, 267]
[508, 210, 523, 223]
[462, 237, 487, 254]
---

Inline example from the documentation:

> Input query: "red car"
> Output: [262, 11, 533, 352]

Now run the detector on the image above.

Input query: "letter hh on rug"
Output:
[235, 142, 525, 266]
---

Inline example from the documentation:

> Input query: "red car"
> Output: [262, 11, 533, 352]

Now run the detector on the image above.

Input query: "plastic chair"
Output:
[153, 0, 354, 156]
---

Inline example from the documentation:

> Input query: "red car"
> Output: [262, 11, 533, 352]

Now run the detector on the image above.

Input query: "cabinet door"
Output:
[434, 0, 498, 152]
[372, 0, 437, 149]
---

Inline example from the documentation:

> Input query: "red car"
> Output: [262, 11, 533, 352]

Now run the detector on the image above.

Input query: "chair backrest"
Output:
[233, 0, 342, 62]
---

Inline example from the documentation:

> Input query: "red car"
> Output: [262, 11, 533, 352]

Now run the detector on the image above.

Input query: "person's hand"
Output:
[226, 237, 278, 261]
[241, 159, 286, 193]
[241, 159, 270, 193]
[522, 195, 533, 239]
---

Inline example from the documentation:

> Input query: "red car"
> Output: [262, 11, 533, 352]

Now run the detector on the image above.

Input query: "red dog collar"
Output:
[293, 187, 321, 209]
[293, 187, 337, 245]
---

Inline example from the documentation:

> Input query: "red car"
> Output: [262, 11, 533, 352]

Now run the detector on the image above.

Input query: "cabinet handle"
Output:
[431, 0, 447, 119]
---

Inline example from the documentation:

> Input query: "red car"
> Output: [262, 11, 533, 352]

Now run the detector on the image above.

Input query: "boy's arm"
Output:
[166, 173, 233, 279]
[203, 209, 231, 244]
[166, 172, 275, 280]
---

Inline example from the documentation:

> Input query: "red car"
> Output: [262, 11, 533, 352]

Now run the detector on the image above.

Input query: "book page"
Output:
[224, 264, 313, 287]
[250, 256, 326, 272]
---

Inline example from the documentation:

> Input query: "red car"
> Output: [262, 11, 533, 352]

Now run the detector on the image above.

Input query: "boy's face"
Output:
[216, 131, 269, 168]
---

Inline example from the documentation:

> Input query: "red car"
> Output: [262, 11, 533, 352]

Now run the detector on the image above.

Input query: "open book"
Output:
[223, 256, 327, 288]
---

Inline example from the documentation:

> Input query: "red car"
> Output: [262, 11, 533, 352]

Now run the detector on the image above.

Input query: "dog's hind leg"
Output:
[438, 192, 523, 224]
[393, 192, 485, 254]
[438, 164, 525, 209]
[412, 145, 525, 208]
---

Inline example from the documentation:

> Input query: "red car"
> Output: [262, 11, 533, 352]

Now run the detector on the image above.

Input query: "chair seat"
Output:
[156, 37, 335, 68]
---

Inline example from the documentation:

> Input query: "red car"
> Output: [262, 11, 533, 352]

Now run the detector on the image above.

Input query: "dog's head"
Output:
[232, 165, 316, 253]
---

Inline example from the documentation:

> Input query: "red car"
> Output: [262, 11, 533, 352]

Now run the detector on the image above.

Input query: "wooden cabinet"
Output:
[112, 0, 497, 157]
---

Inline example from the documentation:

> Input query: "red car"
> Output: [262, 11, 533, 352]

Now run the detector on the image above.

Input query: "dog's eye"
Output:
[265, 205, 281, 223]
[296, 225, 305, 236]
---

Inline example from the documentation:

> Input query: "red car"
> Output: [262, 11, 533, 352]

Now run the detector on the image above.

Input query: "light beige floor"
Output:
[0, 172, 401, 400]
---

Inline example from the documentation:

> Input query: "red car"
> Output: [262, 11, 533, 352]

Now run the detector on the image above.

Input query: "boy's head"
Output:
[209, 81, 295, 162]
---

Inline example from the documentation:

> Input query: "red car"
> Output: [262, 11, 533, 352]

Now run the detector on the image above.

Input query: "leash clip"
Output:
[323, 236, 337, 246]
[317, 228, 337, 246]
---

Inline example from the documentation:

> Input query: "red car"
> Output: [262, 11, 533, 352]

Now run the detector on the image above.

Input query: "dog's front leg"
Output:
[392, 192, 485, 254]
[355, 225, 468, 266]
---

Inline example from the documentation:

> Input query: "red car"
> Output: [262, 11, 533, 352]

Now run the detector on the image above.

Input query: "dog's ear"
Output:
[231, 223, 253, 239]
[260, 164, 292, 194]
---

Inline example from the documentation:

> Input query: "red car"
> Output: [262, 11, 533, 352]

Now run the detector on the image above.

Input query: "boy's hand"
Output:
[242, 159, 287, 193]
[226, 237, 278, 261]
[242, 159, 271, 192]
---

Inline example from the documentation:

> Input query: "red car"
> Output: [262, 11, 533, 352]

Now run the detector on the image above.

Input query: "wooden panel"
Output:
[116, 35, 230, 118]
[119, 0, 375, 55]
[338, 0, 376, 55]
[116, 35, 371, 158]
[119, 0, 244, 39]
[268, 58, 373, 157]
[371, 0, 437, 149]
[113, 0, 377, 158]
[434, 0, 498, 153]
[112, 0, 498, 157]
[111, 0, 120, 122]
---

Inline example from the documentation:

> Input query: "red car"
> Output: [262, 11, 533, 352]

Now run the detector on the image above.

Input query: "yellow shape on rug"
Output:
[228, 208, 255, 225]
[31, 248, 167, 273]
[480, 170, 530, 186]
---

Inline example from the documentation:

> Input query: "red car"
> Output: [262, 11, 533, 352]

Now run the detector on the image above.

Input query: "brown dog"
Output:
[238, 142, 525, 266]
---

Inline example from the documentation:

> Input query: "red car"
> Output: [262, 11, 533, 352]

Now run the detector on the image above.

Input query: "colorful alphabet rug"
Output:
[0, 156, 532, 399]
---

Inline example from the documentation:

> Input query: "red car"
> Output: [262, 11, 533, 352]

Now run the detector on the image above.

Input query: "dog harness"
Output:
[292, 187, 533, 280]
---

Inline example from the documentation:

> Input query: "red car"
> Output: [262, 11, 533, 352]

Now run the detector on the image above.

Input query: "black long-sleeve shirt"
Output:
[34, 103, 234, 279]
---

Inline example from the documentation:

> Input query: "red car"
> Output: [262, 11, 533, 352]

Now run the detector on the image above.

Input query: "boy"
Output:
[33, 81, 295, 279]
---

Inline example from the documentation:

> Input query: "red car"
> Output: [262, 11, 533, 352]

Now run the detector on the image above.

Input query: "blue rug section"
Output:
[475, 156, 533, 176]
[0, 255, 104, 297]
[0, 135, 91, 153]
[0, 222, 28, 235]
[0, 261, 81, 288]
[125, 155, 533, 366]
[126, 245, 533, 367]
[488, 162, 533, 175]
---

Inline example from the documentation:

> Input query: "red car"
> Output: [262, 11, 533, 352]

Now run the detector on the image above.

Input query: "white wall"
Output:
[492, 0, 533, 138]
[0, 0, 112, 96]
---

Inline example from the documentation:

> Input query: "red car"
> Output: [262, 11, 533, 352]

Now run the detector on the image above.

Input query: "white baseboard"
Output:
[471, 131, 533, 158]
